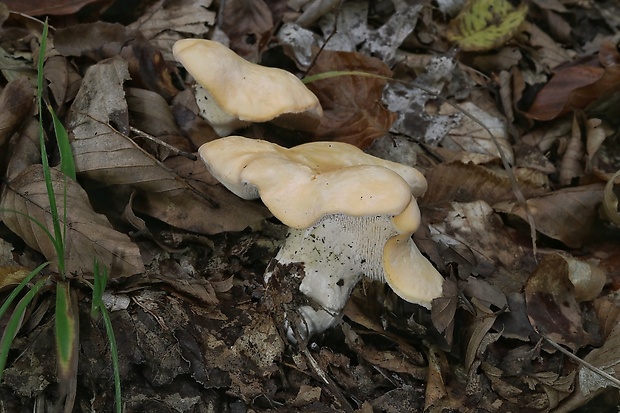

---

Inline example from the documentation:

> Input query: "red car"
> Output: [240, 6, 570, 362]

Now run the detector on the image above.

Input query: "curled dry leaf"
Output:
[601, 169, 620, 226]
[494, 184, 604, 248]
[526, 64, 620, 121]
[525, 253, 603, 351]
[67, 56, 269, 234]
[306, 50, 396, 149]
[0, 76, 34, 176]
[127, 0, 215, 61]
[559, 113, 584, 186]
[0, 166, 144, 277]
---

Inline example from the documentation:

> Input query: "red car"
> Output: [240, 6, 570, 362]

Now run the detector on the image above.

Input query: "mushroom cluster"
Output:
[199, 136, 444, 339]
[173, 39, 323, 136]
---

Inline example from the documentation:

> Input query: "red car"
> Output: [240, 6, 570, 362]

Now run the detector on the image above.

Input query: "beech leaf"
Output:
[67, 56, 269, 234]
[494, 184, 604, 248]
[306, 50, 396, 149]
[0, 166, 144, 277]
[525, 253, 603, 351]
[446, 0, 528, 52]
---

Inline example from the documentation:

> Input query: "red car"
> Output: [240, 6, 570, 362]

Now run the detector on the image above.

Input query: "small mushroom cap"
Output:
[199, 136, 428, 228]
[173, 39, 322, 129]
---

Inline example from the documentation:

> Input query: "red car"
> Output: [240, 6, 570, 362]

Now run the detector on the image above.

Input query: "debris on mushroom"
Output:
[199, 136, 444, 339]
[173, 39, 323, 136]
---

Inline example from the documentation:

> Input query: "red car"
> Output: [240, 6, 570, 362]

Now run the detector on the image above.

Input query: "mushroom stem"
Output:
[265, 213, 402, 339]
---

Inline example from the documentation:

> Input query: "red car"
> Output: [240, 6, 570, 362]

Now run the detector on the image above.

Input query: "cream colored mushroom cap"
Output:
[173, 39, 323, 124]
[199, 136, 428, 229]
[384, 198, 443, 308]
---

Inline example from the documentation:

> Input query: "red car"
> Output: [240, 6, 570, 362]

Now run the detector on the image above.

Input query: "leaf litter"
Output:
[0, 0, 619, 411]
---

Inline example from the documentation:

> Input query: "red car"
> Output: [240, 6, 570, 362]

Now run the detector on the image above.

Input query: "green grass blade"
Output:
[36, 19, 65, 275]
[91, 260, 121, 412]
[301, 70, 391, 84]
[47, 102, 76, 181]
[101, 304, 122, 413]
[0, 262, 49, 320]
[0, 277, 47, 381]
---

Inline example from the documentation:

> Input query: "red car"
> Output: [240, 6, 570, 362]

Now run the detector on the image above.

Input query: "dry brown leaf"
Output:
[601, 169, 620, 226]
[2, 0, 102, 15]
[0, 166, 144, 276]
[559, 113, 585, 185]
[522, 22, 573, 70]
[494, 184, 604, 248]
[127, 0, 215, 61]
[5, 118, 41, 182]
[54, 22, 130, 62]
[220, 0, 273, 61]
[0, 76, 34, 177]
[126, 87, 193, 155]
[306, 50, 396, 149]
[44, 55, 82, 107]
[67, 56, 269, 234]
[438, 100, 514, 164]
[55, 22, 179, 98]
[431, 277, 458, 346]
[585, 118, 609, 162]
[422, 161, 548, 207]
[525, 253, 603, 351]
[527, 64, 620, 121]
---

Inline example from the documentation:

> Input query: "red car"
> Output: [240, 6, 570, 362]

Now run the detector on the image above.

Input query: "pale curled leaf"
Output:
[0, 166, 144, 277]
[67, 57, 270, 234]
[602, 169, 620, 226]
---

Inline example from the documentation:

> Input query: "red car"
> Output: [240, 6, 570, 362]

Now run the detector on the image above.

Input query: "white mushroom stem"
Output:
[193, 85, 249, 136]
[266, 200, 442, 339]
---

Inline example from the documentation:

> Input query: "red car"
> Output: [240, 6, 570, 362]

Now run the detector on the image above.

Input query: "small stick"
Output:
[130, 126, 197, 161]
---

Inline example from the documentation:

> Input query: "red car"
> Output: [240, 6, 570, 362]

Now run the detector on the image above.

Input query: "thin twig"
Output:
[130, 126, 197, 161]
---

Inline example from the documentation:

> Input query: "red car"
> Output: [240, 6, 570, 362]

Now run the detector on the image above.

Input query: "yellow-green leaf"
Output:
[447, 0, 528, 52]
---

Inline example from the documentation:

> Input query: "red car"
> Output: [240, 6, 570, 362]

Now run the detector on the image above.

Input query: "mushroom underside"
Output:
[265, 213, 442, 339]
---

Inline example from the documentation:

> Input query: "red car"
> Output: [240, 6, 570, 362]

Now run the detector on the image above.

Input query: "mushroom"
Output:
[199, 136, 444, 339]
[172, 39, 323, 136]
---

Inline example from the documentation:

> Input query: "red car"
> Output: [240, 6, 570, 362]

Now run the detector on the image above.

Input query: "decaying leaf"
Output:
[67, 56, 270, 234]
[602, 169, 620, 226]
[525, 253, 603, 351]
[423, 161, 548, 207]
[527, 64, 620, 121]
[127, 0, 215, 61]
[306, 50, 396, 149]
[495, 184, 604, 248]
[2, 0, 102, 15]
[446, 0, 528, 52]
[559, 113, 585, 185]
[0, 166, 144, 276]
[0, 76, 34, 176]
[44, 55, 82, 107]
[219, 0, 273, 61]
[438, 100, 514, 164]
